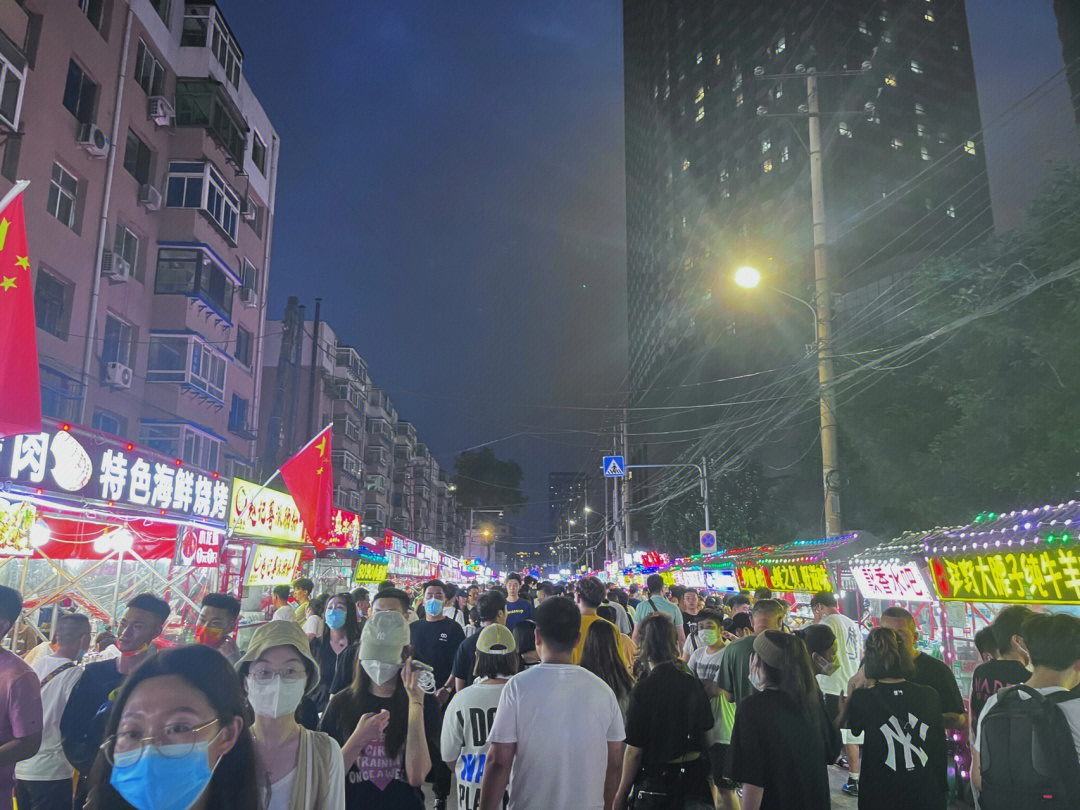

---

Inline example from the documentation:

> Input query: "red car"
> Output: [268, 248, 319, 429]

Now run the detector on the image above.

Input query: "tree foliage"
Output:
[452, 448, 528, 514]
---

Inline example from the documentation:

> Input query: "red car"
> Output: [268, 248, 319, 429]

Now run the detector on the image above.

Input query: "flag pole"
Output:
[225, 425, 333, 538]
[0, 180, 30, 214]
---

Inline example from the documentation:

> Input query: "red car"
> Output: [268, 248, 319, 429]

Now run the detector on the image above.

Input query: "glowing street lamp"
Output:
[733, 265, 762, 289]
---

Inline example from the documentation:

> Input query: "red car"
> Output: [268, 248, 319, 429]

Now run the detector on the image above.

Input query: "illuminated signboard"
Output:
[246, 545, 301, 586]
[175, 527, 222, 568]
[851, 563, 933, 602]
[736, 563, 833, 593]
[704, 568, 739, 593]
[229, 478, 305, 543]
[0, 424, 229, 524]
[929, 548, 1080, 605]
[327, 509, 363, 550]
[386, 551, 438, 579]
[0, 497, 35, 557]
[354, 559, 389, 584]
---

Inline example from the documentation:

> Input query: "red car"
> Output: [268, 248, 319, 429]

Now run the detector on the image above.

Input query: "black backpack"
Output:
[979, 684, 1080, 809]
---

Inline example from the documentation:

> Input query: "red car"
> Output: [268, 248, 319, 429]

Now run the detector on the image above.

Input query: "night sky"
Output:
[218, 1, 1077, 549]
[219, 0, 627, 545]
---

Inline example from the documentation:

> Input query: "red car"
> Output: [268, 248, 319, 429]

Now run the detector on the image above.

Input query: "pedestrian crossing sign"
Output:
[602, 456, 626, 477]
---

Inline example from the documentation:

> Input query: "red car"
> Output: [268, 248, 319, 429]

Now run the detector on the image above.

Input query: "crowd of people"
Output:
[0, 571, 1077, 810]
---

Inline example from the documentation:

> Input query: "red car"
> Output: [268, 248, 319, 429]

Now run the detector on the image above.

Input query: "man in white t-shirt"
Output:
[480, 597, 625, 810]
[269, 584, 294, 622]
[20, 640, 56, 667]
[687, 610, 739, 810]
[15, 613, 90, 810]
[972, 612, 1080, 804]
[812, 591, 863, 794]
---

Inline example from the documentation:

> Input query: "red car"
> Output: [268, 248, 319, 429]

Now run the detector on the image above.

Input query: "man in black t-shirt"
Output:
[452, 591, 506, 692]
[880, 607, 967, 730]
[969, 606, 1032, 734]
[409, 579, 465, 693]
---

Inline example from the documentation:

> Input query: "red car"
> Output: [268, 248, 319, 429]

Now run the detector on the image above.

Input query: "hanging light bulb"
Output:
[28, 519, 50, 549]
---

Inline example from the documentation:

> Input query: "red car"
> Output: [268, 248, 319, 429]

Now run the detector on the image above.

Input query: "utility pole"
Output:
[701, 455, 710, 533]
[306, 297, 322, 439]
[261, 296, 302, 476]
[807, 71, 841, 536]
[621, 408, 631, 557]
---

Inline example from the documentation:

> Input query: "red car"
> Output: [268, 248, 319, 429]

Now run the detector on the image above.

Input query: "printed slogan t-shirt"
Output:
[441, 682, 509, 810]
[321, 690, 441, 810]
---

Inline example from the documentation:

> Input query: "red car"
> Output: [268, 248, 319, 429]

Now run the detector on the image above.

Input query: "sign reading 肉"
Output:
[929, 548, 1080, 604]
[736, 563, 833, 593]
[246, 545, 301, 586]
[851, 563, 933, 602]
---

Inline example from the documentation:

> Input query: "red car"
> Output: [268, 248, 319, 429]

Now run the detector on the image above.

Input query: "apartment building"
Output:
[6, 0, 276, 481]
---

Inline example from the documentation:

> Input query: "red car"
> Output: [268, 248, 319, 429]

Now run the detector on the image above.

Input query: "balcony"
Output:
[332, 450, 362, 480]
[146, 333, 227, 404]
[333, 415, 362, 447]
[155, 244, 238, 326]
[365, 505, 386, 526]
[335, 345, 367, 383]
[365, 474, 387, 494]
[365, 446, 389, 470]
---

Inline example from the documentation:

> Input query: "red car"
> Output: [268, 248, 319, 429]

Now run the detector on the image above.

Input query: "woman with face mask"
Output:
[726, 630, 839, 810]
[84, 644, 258, 810]
[309, 593, 362, 713]
[236, 621, 345, 810]
[319, 610, 439, 810]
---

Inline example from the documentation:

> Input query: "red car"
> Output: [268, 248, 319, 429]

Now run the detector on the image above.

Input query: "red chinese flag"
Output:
[0, 187, 42, 438]
[279, 425, 334, 551]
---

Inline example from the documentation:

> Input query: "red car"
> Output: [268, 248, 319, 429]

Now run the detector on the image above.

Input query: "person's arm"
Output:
[339, 710, 390, 765]
[401, 661, 432, 786]
[324, 737, 347, 810]
[741, 784, 764, 810]
[0, 732, 40, 767]
[440, 695, 463, 775]
[479, 741, 515, 810]
[613, 743, 641, 810]
[971, 746, 982, 791]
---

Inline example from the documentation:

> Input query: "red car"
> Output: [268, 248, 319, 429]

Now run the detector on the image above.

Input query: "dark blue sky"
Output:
[219, 1, 627, 543]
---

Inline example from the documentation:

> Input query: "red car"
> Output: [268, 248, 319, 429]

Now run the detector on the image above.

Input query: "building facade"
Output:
[259, 315, 465, 553]
[1055, 0, 1080, 125]
[7, 0, 276, 483]
[622, 0, 992, 538]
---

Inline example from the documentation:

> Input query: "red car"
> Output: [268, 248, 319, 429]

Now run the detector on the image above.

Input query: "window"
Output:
[735, 92, 743, 107]
[47, 164, 78, 229]
[910, 60, 923, 75]
[925, 10, 935, 22]
[149, 0, 170, 23]
[884, 74, 897, 87]
[964, 140, 976, 155]
[123, 130, 153, 185]
[776, 36, 786, 53]
[946, 204, 957, 219]
[239, 258, 258, 301]
[839, 121, 852, 138]
[921, 146, 930, 161]
[914, 102, 926, 116]
[891, 137, 903, 150]
[681, 158, 690, 172]
[91, 411, 124, 437]
[761, 137, 771, 153]
[113, 224, 139, 280]
[40, 366, 82, 421]
[210, 15, 242, 87]
[916, 123, 926, 138]
[174, 81, 247, 166]
[34, 268, 70, 338]
[695, 106, 705, 122]
[250, 132, 267, 174]
[780, 146, 790, 162]
[234, 325, 252, 366]
[694, 86, 704, 104]
[858, 22, 870, 36]
[228, 394, 249, 433]
[78, 0, 104, 30]
[0, 48, 25, 128]
[763, 159, 773, 173]
[184, 429, 220, 470]
[774, 84, 783, 99]
[147, 334, 227, 402]
[733, 72, 742, 90]
[62, 60, 97, 124]
[696, 51, 702, 65]
[102, 314, 135, 367]
[155, 248, 234, 320]
[134, 41, 165, 97]
[164, 161, 240, 242]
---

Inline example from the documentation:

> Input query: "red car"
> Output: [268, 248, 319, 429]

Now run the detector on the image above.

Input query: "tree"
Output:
[452, 448, 528, 514]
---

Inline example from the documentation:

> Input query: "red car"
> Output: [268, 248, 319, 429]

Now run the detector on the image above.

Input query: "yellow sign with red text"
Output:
[246, 545, 301, 586]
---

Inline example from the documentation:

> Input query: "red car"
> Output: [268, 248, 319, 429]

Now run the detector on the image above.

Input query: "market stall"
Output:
[0, 420, 230, 649]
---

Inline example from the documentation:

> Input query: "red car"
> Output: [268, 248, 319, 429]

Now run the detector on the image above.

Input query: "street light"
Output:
[734, 265, 762, 289]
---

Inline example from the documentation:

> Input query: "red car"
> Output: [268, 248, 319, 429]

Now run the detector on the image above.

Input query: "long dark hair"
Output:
[320, 592, 361, 646]
[513, 619, 537, 665]
[580, 619, 634, 702]
[326, 649, 409, 759]
[634, 612, 679, 678]
[756, 630, 821, 714]
[86, 645, 259, 810]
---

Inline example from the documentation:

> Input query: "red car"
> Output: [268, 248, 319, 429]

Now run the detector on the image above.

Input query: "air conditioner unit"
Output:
[77, 123, 109, 157]
[241, 196, 258, 221]
[239, 286, 258, 306]
[147, 96, 175, 127]
[105, 361, 133, 389]
[101, 250, 131, 281]
[139, 184, 163, 210]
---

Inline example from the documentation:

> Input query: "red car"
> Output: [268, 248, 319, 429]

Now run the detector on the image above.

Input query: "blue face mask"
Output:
[324, 608, 347, 630]
[110, 741, 217, 810]
[424, 598, 444, 617]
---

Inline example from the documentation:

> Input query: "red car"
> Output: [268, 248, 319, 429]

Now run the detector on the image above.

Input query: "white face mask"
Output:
[246, 675, 307, 719]
[362, 660, 402, 685]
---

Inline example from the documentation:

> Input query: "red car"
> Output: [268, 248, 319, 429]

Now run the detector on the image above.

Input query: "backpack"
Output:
[979, 684, 1080, 809]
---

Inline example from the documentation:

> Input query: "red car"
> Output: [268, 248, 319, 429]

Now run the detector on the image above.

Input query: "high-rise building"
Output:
[623, 0, 992, 539]
[1055, 0, 1080, 124]
[259, 313, 464, 553]
[11, 1, 277, 482]
[548, 471, 578, 539]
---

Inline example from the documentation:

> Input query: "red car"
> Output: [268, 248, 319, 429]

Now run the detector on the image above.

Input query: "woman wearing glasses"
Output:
[236, 621, 346, 810]
[85, 644, 258, 810]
